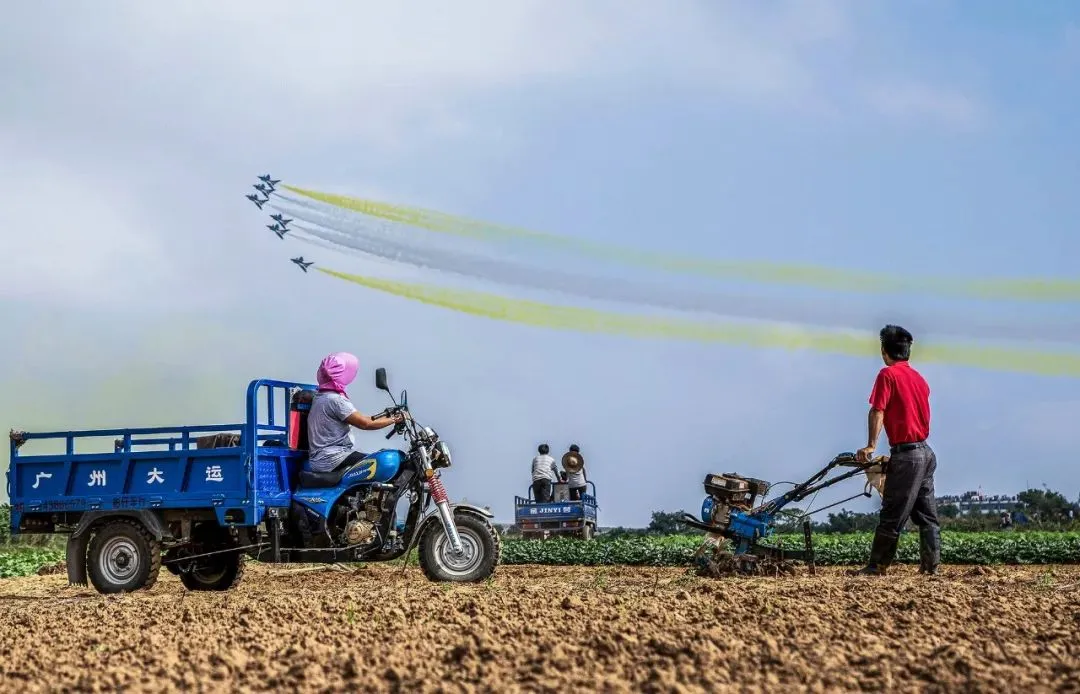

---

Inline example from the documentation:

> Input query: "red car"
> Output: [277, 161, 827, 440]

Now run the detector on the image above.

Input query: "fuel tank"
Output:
[341, 448, 405, 485]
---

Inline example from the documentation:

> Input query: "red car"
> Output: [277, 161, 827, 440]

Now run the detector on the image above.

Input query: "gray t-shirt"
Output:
[307, 392, 358, 472]
[531, 454, 559, 483]
[566, 466, 586, 489]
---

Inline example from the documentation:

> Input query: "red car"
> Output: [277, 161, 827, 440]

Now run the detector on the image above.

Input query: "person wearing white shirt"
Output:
[531, 444, 559, 503]
[565, 444, 588, 501]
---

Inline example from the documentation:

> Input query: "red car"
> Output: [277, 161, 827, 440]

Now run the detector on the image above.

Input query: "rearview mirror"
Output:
[375, 367, 389, 392]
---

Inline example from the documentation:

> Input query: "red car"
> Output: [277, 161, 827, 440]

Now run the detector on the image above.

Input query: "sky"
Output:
[1, 1, 1078, 525]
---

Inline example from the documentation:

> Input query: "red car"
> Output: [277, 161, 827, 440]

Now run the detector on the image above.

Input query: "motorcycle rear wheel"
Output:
[418, 511, 498, 582]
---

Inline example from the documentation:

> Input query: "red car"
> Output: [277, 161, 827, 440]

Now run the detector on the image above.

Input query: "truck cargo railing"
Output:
[513, 481, 599, 525]
[6, 379, 315, 527]
[515, 481, 598, 506]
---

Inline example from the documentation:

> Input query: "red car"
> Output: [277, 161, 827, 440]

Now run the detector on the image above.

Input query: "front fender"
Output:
[449, 503, 494, 518]
[414, 503, 494, 537]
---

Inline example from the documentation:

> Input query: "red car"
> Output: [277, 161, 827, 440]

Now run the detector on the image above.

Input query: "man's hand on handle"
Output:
[856, 446, 876, 464]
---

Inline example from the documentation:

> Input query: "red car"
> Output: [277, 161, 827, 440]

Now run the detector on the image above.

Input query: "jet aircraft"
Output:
[270, 213, 293, 227]
[291, 256, 314, 273]
[258, 175, 281, 187]
[267, 223, 288, 240]
[253, 183, 273, 196]
[246, 194, 268, 209]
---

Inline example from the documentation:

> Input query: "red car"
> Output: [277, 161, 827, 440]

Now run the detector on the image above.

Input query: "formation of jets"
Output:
[246, 175, 315, 272]
[245, 174, 279, 209]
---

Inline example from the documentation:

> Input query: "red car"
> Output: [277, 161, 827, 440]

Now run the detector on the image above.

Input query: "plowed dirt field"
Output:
[1, 564, 1078, 693]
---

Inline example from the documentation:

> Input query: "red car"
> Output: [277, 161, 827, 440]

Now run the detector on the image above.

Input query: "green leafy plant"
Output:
[0, 547, 65, 578]
[3, 530, 1078, 580]
[497, 531, 1080, 567]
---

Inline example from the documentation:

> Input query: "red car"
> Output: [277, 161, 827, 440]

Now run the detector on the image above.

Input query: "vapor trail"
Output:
[272, 202, 1080, 345]
[269, 195, 507, 260]
[285, 185, 1080, 303]
[315, 267, 1080, 379]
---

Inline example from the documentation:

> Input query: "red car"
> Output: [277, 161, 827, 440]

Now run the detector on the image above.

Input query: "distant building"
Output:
[936, 490, 1018, 515]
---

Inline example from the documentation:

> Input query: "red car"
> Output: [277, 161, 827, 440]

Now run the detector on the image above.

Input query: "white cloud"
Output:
[0, 134, 179, 307]
[0, 1, 974, 152]
[863, 81, 985, 130]
[0, 0, 988, 308]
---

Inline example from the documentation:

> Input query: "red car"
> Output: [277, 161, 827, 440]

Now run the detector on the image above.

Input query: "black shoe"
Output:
[918, 526, 940, 575]
[849, 530, 899, 576]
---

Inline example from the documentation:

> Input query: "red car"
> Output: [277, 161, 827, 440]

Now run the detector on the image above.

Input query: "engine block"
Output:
[703, 473, 768, 507]
[700, 473, 770, 530]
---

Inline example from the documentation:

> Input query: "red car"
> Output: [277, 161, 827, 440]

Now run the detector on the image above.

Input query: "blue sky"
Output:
[1, 1, 1078, 524]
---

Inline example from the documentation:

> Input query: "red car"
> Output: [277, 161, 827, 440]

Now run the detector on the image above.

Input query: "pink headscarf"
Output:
[316, 352, 359, 396]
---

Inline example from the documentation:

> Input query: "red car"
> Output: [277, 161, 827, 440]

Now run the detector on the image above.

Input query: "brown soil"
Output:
[1, 564, 1078, 693]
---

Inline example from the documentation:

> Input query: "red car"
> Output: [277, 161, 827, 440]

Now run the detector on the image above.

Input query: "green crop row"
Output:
[2, 532, 1078, 579]
[0, 547, 65, 579]
[499, 531, 1080, 566]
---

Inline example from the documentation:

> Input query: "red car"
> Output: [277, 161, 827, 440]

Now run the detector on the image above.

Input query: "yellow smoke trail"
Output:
[317, 267, 1080, 378]
[287, 185, 1080, 302]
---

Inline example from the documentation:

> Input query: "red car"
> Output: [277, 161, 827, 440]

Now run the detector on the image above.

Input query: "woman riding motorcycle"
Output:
[305, 352, 404, 473]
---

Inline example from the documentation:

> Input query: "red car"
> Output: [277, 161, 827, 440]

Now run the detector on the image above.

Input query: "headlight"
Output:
[433, 441, 452, 468]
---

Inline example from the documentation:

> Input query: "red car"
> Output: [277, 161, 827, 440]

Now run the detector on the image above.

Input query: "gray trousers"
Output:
[877, 444, 939, 541]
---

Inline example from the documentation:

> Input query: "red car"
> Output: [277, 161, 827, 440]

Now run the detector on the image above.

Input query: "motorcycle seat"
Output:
[298, 466, 349, 489]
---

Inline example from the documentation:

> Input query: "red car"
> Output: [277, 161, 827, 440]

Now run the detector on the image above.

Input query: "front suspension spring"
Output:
[428, 476, 449, 504]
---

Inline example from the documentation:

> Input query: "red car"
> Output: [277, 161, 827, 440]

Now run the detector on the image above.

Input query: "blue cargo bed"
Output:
[7, 380, 312, 533]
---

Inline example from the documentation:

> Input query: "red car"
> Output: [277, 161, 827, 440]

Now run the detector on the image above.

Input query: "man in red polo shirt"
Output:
[851, 325, 939, 576]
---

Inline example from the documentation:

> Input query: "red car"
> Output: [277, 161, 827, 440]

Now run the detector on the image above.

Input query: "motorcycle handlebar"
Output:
[372, 405, 405, 439]
[381, 406, 413, 439]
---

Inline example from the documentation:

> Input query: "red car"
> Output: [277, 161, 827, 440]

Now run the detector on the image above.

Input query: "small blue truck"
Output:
[513, 481, 598, 540]
[6, 369, 499, 594]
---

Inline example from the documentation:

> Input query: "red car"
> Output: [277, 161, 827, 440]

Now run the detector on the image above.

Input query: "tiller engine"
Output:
[682, 452, 887, 577]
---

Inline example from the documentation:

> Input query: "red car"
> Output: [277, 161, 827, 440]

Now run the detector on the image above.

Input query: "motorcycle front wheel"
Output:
[418, 511, 499, 582]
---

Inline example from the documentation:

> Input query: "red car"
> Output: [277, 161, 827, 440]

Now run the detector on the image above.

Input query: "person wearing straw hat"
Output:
[564, 444, 588, 501]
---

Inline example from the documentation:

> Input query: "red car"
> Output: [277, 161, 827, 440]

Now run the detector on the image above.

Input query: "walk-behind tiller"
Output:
[682, 452, 888, 577]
